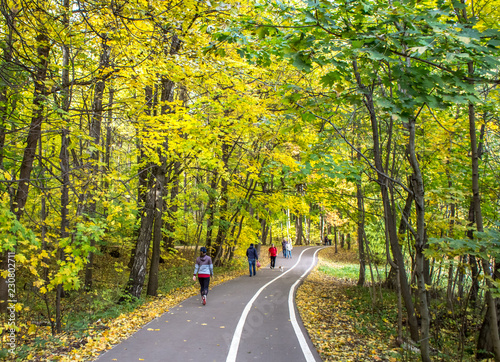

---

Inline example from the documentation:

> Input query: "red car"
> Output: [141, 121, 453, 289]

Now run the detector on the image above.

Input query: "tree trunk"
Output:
[205, 172, 218, 251]
[103, 88, 114, 191]
[0, 252, 8, 314]
[0, 6, 14, 171]
[138, 34, 182, 273]
[56, 0, 71, 332]
[1, 27, 50, 314]
[457, 255, 465, 302]
[356, 177, 366, 287]
[386, 183, 413, 292]
[320, 214, 324, 243]
[129, 86, 155, 269]
[164, 161, 180, 250]
[147, 168, 165, 296]
[334, 226, 338, 253]
[286, 209, 291, 242]
[213, 141, 229, 266]
[408, 117, 431, 361]
[159, 63, 179, 249]
[469, 254, 479, 308]
[306, 215, 310, 245]
[353, 59, 420, 343]
[470, 87, 500, 359]
[126, 180, 156, 299]
[467, 123, 484, 307]
[0, 8, 14, 308]
[11, 31, 50, 219]
[446, 261, 455, 310]
[125, 83, 156, 299]
[260, 217, 268, 246]
[295, 213, 303, 245]
[446, 169, 457, 309]
[398, 181, 413, 236]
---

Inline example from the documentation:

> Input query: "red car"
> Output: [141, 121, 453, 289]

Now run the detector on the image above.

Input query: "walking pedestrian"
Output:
[281, 238, 287, 257]
[193, 247, 213, 305]
[285, 240, 293, 258]
[268, 244, 277, 269]
[246, 243, 259, 277]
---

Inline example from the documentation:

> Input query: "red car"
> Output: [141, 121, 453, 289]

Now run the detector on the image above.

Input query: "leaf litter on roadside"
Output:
[25, 267, 248, 362]
[297, 247, 401, 362]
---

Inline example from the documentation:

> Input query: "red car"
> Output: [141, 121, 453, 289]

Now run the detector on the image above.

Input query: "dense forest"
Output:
[0, 0, 499, 360]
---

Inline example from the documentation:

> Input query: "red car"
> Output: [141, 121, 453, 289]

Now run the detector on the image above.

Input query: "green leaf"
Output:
[292, 53, 312, 72]
[351, 40, 364, 48]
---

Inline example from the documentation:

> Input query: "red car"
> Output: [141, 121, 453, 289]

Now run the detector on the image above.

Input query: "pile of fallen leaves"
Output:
[297, 247, 401, 362]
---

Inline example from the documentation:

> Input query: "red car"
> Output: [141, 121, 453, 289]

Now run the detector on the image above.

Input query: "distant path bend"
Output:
[95, 245, 326, 362]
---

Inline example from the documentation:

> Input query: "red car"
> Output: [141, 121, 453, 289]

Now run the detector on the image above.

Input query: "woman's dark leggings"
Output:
[198, 277, 210, 296]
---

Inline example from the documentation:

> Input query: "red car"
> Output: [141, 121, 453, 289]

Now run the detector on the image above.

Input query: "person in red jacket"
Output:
[268, 244, 278, 269]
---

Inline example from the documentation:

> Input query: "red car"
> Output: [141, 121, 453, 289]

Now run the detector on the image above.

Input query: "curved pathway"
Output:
[95, 246, 325, 362]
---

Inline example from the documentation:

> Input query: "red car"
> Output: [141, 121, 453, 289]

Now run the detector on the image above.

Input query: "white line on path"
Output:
[289, 247, 325, 362]
[226, 247, 324, 362]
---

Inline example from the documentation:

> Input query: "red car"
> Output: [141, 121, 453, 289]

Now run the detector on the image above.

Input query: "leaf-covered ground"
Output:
[25, 266, 249, 362]
[296, 247, 402, 362]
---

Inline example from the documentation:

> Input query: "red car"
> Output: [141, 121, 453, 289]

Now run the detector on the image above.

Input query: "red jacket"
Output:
[269, 246, 278, 257]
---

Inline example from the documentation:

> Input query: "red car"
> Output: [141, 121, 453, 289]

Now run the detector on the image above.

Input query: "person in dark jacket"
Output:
[246, 243, 259, 277]
[193, 247, 213, 305]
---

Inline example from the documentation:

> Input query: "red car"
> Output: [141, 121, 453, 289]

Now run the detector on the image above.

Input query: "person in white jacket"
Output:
[285, 241, 293, 259]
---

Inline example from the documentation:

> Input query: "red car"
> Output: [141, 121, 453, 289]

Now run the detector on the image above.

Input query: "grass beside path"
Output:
[297, 247, 402, 362]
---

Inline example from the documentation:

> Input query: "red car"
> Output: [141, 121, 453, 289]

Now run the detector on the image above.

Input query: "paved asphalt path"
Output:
[95, 246, 326, 362]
